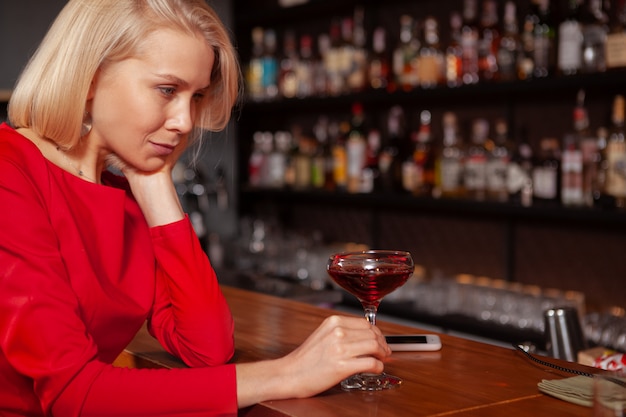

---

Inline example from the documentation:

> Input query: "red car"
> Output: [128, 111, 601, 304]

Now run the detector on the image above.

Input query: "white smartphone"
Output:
[385, 334, 442, 352]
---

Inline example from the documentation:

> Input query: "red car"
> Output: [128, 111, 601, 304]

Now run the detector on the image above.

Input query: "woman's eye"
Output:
[158, 86, 176, 96]
[192, 92, 206, 102]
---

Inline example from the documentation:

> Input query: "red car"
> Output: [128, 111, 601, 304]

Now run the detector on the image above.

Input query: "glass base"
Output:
[340, 372, 402, 391]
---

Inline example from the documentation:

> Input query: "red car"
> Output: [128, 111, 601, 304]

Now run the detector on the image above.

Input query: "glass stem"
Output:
[364, 306, 377, 326]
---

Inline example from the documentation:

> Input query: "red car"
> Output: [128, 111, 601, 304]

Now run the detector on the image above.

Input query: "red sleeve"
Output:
[148, 217, 236, 367]
[0, 128, 238, 416]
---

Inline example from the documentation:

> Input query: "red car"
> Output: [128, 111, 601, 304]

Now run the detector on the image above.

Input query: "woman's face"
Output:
[88, 28, 214, 172]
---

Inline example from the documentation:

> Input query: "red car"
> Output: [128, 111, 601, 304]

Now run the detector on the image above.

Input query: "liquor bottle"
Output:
[283, 130, 297, 188]
[347, 6, 368, 93]
[311, 116, 329, 189]
[331, 120, 349, 192]
[248, 131, 269, 187]
[379, 106, 407, 193]
[605, 94, 626, 208]
[477, 0, 500, 82]
[445, 12, 464, 87]
[561, 90, 588, 206]
[507, 138, 534, 206]
[325, 18, 344, 96]
[605, 0, 626, 70]
[261, 29, 279, 99]
[296, 34, 314, 98]
[267, 131, 290, 189]
[278, 30, 298, 99]
[485, 118, 512, 202]
[532, 0, 556, 78]
[518, 13, 536, 80]
[581, 0, 609, 73]
[247, 27, 265, 101]
[437, 112, 466, 199]
[346, 103, 367, 193]
[314, 34, 331, 96]
[417, 16, 444, 88]
[369, 27, 391, 91]
[532, 137, 561, 205]
[592, 127, 615, 208]
[460, 0, 480, 84]
[557, 0, 584, 76]
[338, 16, 356, 95]
[292, 125, 313, 190]
[464, 118, 489, 201]
[409, 110, 436, 197]
[364, 129, 382, 193]
[497, 1, 521, 82]
[393, 15, 420, 91]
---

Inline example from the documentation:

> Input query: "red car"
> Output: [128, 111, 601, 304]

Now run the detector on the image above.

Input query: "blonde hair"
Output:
[8, 0, 241, 148]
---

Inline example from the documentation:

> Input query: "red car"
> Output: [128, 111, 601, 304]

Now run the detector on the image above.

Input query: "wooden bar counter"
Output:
[116, 286, 596, 416]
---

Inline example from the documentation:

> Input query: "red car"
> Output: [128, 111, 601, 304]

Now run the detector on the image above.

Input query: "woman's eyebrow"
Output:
[155, 73, 210, 91]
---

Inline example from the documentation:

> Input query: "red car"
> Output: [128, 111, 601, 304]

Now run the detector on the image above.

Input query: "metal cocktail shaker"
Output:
[544, 306, 587, 362]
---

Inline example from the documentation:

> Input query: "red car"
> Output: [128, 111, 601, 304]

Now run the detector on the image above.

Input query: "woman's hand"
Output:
[106, 139, 188, 227]
[235, 315, 392, 408]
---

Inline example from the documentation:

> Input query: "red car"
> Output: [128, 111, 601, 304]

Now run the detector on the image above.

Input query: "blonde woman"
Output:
[0, 0, 390, 415]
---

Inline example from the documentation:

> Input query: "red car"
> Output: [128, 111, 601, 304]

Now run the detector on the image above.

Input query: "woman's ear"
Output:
[86, 69, 100, 101]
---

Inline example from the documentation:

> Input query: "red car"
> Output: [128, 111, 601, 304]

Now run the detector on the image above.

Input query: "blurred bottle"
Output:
[581, 0, 609, 73]
[338, 16, 356, 94]
[311, 117, 329, 189]
[296, 34, 315, 98]
[279, 30, 298, 99]
[347, 6, 368, 93]
[561, 90, 588, 206]
[261, 29, 279, 99]
[532, 0, 556, 78]
[368, 27, 391, 91]
[407, 110, 436, 197]
[557, 0, 584, 76]
[592, 126, 615, 208]
[461, 0, 480, 84]
[346, 103, 367, 193]
[417, 16, 444, 88]
[605, 0, 626, 70]
[464, 118, 489, 201]
[486, 118, 512, 202]
[437, 112, 466, 199]
[248, 131, 271, 187]
[445, 12, 464, 87]
[518, 12, 536, 80]
[507, 139, 534, 206]
[364, 129, 382, 193]
[477, 0, 500, 82]
[332, 120, 349, 192]
[266, 131, 289, 189]
[247, 27, 265, 101]
[497, 1, 521, 82]
[605, 94, 626, 208]
[379, 106, 407, 193]
[314, 34, 331, 96]
[393, 14, 420, 91]
[325, 18, 343, 96]
[292, 126, 313, 190]
[532, 137, 561, 205]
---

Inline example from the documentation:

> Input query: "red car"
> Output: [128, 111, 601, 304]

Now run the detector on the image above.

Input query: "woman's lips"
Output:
[150, 142, 175, 156]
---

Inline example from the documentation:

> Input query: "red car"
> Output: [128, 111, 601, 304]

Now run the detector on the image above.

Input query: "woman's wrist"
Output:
[236, 358, 296, 408]
[127, 172, 185, 227]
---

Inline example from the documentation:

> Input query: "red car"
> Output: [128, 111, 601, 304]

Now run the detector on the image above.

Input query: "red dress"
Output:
[0, 123, 237, 416]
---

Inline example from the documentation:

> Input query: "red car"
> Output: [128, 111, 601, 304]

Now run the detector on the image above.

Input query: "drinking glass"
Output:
[593, 370, 626, 417]
[327, 250, 414, 391]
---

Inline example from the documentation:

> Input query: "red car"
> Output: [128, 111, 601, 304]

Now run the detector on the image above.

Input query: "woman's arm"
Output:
[235, 315, 391, 408]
